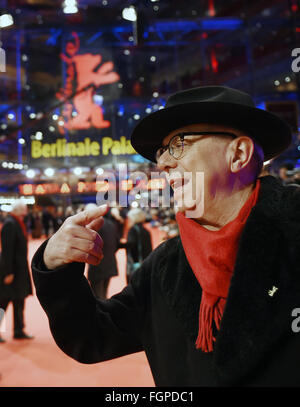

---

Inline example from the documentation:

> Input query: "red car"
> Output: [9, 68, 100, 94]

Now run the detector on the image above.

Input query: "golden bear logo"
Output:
[56, 32, 120, 134]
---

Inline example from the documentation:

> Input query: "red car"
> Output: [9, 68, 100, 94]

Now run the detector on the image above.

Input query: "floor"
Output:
[0, 225, 164, 387]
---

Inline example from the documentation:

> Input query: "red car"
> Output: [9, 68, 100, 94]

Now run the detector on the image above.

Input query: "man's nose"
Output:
[156, 150, 177, 172]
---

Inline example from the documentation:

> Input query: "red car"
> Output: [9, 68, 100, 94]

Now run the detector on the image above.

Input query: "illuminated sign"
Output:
[19, 178, 167, 196]
[56, 32, 120, 133]
[31, 136, 136, 159]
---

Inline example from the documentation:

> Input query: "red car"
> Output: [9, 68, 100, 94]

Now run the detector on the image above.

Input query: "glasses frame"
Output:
[155, 131, 237, 162]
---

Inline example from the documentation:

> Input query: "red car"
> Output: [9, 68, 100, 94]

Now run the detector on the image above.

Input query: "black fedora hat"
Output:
[131, 86, 292, 162]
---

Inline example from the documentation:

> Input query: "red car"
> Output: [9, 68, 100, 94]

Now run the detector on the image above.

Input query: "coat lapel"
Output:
[213, 176, 300, 384]
[158, 235, 202, 343]
[157, 176, 300, 385]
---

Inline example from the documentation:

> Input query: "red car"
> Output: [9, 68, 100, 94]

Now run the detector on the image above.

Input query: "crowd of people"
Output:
[0, 161, 298, 345]
[0, 197, 179, 345]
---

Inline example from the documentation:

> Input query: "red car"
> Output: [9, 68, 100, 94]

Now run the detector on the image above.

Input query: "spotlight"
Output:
[96, 167, 104, 175]
[26, 169, 35, 179]
[36, 133, 43, 140]
[18, 138, 25, 145]
[122, 6, 137, 22]
[274, 80, 280, 86]
[73, 167, 82, 176]
[63, 0, 78, 14]
[0, 14, 14, 28]
[44, 168, 55, 177]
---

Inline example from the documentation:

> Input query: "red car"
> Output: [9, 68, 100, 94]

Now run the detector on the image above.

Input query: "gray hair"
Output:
[127, 208, 147, 224]
[11, 199, 27, 214]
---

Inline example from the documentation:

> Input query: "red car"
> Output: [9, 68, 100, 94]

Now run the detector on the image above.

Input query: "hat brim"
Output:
[131, 101, 292, 162]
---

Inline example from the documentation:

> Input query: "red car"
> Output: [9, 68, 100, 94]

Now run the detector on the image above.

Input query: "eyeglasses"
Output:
[155, 131, 237, 162]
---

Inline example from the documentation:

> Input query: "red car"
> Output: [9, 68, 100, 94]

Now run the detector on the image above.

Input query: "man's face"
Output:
[156, 123, 238, 218]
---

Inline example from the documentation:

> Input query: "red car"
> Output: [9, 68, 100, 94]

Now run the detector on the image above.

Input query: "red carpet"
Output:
[0, 226, 165, 387]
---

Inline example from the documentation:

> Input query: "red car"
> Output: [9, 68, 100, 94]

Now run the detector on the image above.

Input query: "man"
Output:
[278, 163, 295, 185]
[85, 203, 119, 300]
[31, 86, 300, 386]
[0, 200, 33, 342]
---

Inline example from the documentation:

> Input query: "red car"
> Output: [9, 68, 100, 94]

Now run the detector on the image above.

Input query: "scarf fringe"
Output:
[195, 298, 225, 353]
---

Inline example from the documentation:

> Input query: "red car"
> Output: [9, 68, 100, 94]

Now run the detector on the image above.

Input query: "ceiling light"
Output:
[63, 0, 78, 14]
[73, 167, 82, 176]
[122, 6, 137, 22]
[44, 168, 55, 177]
[0, 14, 14, 28]
[26, 169, 35, 179]
[96, 168, 104, 175]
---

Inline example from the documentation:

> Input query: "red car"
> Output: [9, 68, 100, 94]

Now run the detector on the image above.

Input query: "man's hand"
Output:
[3, 274, 14, 285]
[43, 204, 108, 270]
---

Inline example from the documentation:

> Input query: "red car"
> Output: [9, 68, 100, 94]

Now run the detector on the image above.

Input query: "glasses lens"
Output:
[170, 136, 184, 159]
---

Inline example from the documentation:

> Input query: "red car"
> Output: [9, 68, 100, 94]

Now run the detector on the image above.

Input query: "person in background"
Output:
[42, 207, 53, 238]
[108, 205, 126, 240]
[0, 200, 33, 343]
[85, 204, 119, 300]
[65, 206, 74, 219]
[31, 207, 43, 239]
[52, 206, 65, 232]
[32, 86, 300, 386]
[277, 163, 295, 185]
[120, 208, 152, 284]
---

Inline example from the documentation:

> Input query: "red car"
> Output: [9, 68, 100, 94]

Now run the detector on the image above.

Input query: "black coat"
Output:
[122, 223, 153, 263]
[87, 218, 119, 283]
[31, 176, 300, 386]
[0, 215, 33, 300]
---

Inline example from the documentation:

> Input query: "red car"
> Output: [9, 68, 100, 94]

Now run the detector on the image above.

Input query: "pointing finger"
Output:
[72, 204, 108, 226]
[86, 216, 104, 232]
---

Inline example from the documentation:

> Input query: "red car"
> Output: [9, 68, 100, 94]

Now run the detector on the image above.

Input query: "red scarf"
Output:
[10, 213, 28, 239]
[176, 179, 260, 353]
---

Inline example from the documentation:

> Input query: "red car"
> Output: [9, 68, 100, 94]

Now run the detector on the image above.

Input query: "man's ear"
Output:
[229, 137, 254, 173]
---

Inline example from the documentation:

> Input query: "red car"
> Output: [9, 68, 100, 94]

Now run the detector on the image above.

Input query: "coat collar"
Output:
[157, 176, 300, 385]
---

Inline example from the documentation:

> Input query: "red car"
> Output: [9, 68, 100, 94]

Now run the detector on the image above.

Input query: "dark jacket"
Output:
[87, 217, 119, 283]
[31, 176, 300, 386]
[0, 215, 33, 300]
[121, 223, 153, 263]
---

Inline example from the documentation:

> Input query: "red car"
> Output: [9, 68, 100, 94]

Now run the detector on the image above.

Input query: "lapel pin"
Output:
[268, 286, 278, 297]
